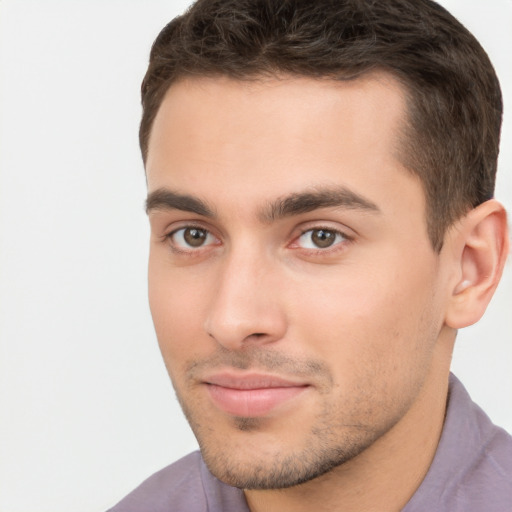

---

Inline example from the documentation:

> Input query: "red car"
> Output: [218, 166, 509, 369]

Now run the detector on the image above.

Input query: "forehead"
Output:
[145, 74, 423, 221]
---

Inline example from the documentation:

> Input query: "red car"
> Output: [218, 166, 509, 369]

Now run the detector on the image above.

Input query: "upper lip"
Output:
[203, 372, 310, 390]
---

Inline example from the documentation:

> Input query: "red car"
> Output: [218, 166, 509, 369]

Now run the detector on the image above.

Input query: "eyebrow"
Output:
[146, 188, 215, 217]
[145, 185, 380, 220]
[260, 186, 380, 222]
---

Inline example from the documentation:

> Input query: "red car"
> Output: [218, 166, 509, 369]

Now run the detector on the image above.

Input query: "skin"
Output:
[145, 74, 508, 512]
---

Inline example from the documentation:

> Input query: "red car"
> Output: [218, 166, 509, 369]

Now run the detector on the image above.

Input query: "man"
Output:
[109, 0, 511, 510]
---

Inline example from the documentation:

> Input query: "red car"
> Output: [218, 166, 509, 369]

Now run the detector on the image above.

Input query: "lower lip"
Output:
[206, 384, 308, 417]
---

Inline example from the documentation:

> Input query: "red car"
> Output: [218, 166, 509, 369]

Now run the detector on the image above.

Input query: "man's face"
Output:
[145, 75, 452, 488]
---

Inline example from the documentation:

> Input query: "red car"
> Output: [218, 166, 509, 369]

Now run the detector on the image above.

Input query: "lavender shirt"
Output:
[108, 375, 512, 511]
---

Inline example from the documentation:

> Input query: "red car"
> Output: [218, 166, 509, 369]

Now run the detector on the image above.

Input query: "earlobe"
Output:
[445, 200, 509, 329]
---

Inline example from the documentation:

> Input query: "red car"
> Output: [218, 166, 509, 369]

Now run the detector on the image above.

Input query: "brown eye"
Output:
[298, 228, 345, 249]
[183, 228, 208, 247]
[311, 229, 337, 248]
[171, 227, 215, 249]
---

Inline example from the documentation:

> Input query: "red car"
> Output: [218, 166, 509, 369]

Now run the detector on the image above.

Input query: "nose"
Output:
[203, 247, 287, 350]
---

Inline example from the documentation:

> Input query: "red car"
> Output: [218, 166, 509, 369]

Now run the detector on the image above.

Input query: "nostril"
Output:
[238, 332, 268, 343]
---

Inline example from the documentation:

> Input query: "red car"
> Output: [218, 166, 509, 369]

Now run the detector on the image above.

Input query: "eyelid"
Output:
[161, 218, 218, 239]
[160, 220, 354, 256]
[164, 223, 221, 253]
[295, 221, 354, 240]
[288, 224, 355, 254]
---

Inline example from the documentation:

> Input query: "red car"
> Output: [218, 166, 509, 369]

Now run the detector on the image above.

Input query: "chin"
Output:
[197, 427, 376, 490]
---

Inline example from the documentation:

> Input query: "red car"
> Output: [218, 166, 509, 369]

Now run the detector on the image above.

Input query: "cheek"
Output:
[148, 256, 211, 367]
[288, 253, 441, 388]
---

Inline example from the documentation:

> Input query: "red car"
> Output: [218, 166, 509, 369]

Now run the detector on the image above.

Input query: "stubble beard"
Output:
[175, 385, 391, 490]
[170, 347, 409, 491]
[197, 419, 382, 490]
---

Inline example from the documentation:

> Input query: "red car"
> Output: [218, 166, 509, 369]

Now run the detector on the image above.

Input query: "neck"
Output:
[244, 335, 454, 512]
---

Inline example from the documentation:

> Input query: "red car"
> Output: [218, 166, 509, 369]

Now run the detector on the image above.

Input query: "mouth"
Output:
[203, 372, 310, 417]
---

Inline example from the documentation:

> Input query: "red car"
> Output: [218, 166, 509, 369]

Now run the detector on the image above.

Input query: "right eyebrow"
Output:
[145, 188, 215, 217]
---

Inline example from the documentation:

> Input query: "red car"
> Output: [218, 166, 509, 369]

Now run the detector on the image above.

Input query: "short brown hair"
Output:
[140, 0, 502, 251]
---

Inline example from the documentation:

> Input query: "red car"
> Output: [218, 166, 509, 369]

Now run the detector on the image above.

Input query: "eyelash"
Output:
[164, 225, 352, 256]
[165, 225, 219, 254]
[293, 226, 352, 253]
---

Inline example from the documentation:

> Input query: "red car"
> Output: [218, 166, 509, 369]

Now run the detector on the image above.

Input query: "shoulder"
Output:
[452, 409, 512, 510]
[107, 452, 205, 512]
[404, 375, 512, 511]
[107, 451, 248, 512]
[445, 375, 512, 507]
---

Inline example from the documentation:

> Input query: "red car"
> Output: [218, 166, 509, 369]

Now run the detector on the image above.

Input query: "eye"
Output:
[169, 227, 217, 249]
[297, 228, 346, 249]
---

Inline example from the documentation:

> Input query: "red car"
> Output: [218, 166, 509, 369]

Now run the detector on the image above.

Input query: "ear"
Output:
[445, 199, 509, 329]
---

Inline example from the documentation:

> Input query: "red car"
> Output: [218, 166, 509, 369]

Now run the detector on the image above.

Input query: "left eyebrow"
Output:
[259, 186, 380, 223]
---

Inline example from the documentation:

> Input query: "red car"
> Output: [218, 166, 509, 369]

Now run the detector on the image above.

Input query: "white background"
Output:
[0, 1, 511, 511]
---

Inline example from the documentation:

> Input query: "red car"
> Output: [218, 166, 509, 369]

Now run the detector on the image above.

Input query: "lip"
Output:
[203, 372, 310, 417]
